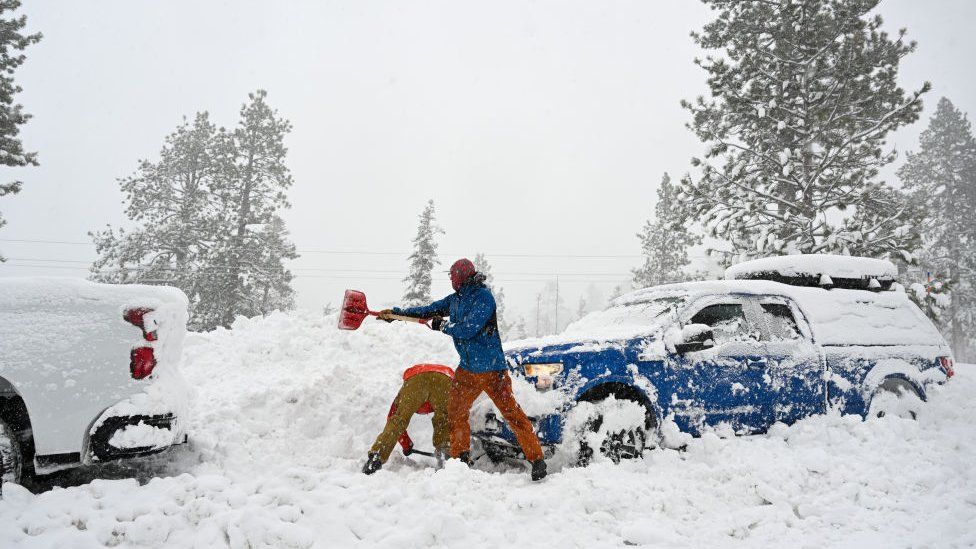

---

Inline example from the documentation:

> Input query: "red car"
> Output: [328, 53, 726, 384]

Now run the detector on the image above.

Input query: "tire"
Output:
[574, 395, 653, 467]
[868, 378, 923, 420]
[0, 417, 24, 495]
[483, 443, 507, 464]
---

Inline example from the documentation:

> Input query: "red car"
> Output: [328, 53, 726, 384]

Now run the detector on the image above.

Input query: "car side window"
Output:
[760, 303, 801, 341]
[688, 303, 753, 345]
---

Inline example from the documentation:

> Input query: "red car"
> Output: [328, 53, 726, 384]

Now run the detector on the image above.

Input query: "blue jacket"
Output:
[394, 282, 506, 373]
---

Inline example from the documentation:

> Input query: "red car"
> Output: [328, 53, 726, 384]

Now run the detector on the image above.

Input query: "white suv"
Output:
[0, 278, 191, 490]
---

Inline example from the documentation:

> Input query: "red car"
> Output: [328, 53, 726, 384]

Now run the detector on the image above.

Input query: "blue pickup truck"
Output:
[475, 255, 955, 464]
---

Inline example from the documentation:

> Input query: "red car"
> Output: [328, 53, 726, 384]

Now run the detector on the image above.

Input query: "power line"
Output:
[0, 262, 631, 283]
[0, 238, 94, 245]
[4, 259, 631, 276]
[1, 239, 714, 260]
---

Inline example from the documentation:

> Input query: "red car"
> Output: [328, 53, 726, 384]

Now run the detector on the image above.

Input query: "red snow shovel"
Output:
[337, 289, 430, 330]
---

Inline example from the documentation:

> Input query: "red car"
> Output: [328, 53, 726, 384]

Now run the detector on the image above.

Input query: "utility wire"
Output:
[0, 262, 630, 283]
[3, 258, 632, 276]
[0, 238, 713, 260]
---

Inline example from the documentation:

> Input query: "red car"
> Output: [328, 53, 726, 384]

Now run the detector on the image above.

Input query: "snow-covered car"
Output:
[0, 278, 190, 489]
[476, 255, 955, 464]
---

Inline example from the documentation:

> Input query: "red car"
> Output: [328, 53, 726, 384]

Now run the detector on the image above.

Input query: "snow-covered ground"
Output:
[2, 311, 974, 548]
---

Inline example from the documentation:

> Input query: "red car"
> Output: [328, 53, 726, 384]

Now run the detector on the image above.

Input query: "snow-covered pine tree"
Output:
[534, 280, 568, 335]
[633, 173, 702, 288]
[90, 113, 222, 328]
[679, 0, 929, 264]
[402, 200, 444, 306]
[251, 216, 299, 316]
[511, 316, 529, 340]
[583, 283, 605, 313]
[473, 252, 509, 333]
[575, 295, 588, 321]
[608, 283, 628, 303]
[211, 90, 298, 328]
[0, 0, 40, 260]
[897, 97, 976, 360]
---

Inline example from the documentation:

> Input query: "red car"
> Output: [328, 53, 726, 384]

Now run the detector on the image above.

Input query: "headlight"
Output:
[523, 363, 563, 377]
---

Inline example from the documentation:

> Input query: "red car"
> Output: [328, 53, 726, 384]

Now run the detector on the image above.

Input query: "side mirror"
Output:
[673, 323, 715, 354]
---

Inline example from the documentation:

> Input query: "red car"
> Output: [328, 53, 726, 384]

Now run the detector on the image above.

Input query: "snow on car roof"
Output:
[724, 254, 898, 281]
[0, 276, 188, 308]
[617, 279, 946, 348]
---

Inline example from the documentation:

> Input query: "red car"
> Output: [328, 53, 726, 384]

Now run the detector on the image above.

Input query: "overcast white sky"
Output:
[1, 1, 974, 324]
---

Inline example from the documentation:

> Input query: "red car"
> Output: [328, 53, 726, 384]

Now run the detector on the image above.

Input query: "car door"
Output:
[666, 295, 768, 435]
[752, 296, 825, 425]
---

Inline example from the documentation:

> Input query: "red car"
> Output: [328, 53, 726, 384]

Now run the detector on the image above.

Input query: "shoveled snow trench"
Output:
[1, 312, 974, 548]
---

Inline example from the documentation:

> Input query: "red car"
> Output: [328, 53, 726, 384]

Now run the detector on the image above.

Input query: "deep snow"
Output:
[1, 311, 974, 548]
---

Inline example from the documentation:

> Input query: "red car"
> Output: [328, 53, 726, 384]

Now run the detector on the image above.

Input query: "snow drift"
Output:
[1, 311, 973, 548]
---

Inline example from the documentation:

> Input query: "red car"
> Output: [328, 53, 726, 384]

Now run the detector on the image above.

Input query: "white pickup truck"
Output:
[0, 278, 191, 490]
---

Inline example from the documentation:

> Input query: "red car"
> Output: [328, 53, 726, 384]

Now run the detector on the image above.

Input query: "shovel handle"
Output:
[371, 312, 430, 325]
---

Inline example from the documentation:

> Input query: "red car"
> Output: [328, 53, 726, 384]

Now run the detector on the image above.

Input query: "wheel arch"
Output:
[872, 375, 925, 401]
[0, 375, 36, 468]
[862, 360, 929, 402]
[577, 380, 659, 429]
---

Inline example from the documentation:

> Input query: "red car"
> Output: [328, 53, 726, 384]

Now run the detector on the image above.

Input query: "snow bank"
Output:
[1, 311, 973, 547]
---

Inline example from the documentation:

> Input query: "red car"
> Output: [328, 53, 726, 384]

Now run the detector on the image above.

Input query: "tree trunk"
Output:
[223, 151, 254, 328]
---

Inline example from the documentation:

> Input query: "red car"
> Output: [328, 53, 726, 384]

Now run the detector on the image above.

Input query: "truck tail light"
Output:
[130, 347, 157, 379]
[125, 307, 158, 379]
[938, 356, 955, 378]
[123, 307, 157, 341]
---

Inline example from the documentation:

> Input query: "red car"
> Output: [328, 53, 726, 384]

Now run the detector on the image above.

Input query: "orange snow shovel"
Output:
[337, 289, 431, 330]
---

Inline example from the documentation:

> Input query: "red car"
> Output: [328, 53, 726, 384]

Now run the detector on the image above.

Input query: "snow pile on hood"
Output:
[506, 298, 682, 352]
[1, 311, 974, 547]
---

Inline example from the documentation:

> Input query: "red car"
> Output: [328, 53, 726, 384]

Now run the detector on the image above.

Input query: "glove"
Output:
[377, 309, 395, 323]
[430, 316, 445, 331]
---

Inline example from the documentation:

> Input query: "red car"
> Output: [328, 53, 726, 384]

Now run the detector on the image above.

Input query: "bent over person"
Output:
[363, 364, 455, 475]
[379, 258, 547, 481]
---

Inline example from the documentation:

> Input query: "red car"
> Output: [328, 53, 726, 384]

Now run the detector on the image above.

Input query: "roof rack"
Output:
[725, 254, 897, 292]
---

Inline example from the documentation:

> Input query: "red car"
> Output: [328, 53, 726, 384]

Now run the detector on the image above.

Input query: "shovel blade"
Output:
[338, 289, 370, 330]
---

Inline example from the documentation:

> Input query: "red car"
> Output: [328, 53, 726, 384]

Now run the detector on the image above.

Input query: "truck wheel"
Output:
[868, 378, 923, 420]
[0, 418, 24, 494]
[574, 396, 652, 467]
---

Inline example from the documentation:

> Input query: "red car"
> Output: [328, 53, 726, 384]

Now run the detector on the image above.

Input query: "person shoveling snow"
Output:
[376, 258, 548, 481]
[362, 364, 454, 475]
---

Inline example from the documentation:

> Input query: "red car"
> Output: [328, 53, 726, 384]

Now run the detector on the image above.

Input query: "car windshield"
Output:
[563, 297, 684, 338]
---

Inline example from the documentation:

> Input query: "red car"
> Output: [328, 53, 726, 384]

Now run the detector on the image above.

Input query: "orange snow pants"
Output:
[448, 368, 544, 462]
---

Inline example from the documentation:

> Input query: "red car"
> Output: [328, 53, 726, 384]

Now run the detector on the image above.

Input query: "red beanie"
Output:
[450, 258, 477, 291]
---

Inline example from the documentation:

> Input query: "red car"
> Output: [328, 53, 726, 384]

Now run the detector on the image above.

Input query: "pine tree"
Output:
[0, 0, 41, 260]
[633, 173, 702, 288]
[583, 283, 605, 313]
[90, 113, 222, 325]
[90, 92, 298, 331]
[575, 295, 588, 321]
[897, 97, 976, 360]
[534, 280, 568, 335]
[679, 0, 929, 264]
[211, 90, 297, 327]
[251, 216, 299, 316]
[511, 316, 529, 340]
[402, 200, 444, 306]
[608, 283, 629, 303]
[473, 252, 509, 333]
